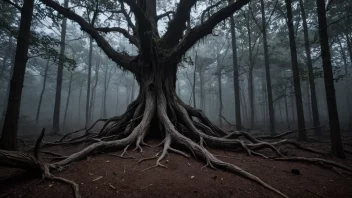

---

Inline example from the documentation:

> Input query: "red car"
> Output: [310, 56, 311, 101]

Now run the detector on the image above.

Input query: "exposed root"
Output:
[57, 119, 108, 143]
[258, 126, 325, 140]
[45, 174, 80, 198]
[138, 152, 160, 164]
[2, 86, 351, 198]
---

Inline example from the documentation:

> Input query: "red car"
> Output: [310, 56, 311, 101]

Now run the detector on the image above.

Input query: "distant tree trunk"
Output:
[285, 0, 306, 141]
[77, 78, 84, 125]
[337, 36, 349, 75]
[1, 36, 14, 126]
[344, 32, 352, 65]
[229, 10, 242, 130]
[299, 0, 321, 135]
[306, 82, 313, 125]
[0, 0, 35, 150]
[116, 82, 120, 115]
[130, 77, 136, 102]
[200, 70, 205, 111]
[52, 0, 69, 134]
[35, 58, 50, 124]
[216, 63, 223, 127]
[245, 10, 255, 128]
[193, 52, 198, 108]
[284, 95, 290, 129]
[0, 35, 11, 81]
[316, 0, 345, 158]
[337, 36, 352, 128]
[89, 54, 101, 122]
[63, 72, 73, 130]
[85, 37, 93, 127]
[260, 0, 275, 135]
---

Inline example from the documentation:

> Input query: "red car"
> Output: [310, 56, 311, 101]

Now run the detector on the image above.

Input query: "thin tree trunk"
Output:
[1, 36, 15, 127]
[77, 78, 84, 125]
[299, 0, 321, 135]
[337, 36, 349, 75]
[116, 82, 120, 115]
[285, 0, 306, 141]
[246, 10, 255, 128]
[52, 0, 69, 134]
[85, 37, 93, 127]
[130, 77, 135, 102]
[316, 0, 345, 158]
[345, 32, 352, 65]
[229, 10, 242, 130]
[63, 72, 73, 130]
[284, 95, 290, 129]
[200, 71, 205, 111]
[89, 52, 101, 121]
[0, 0, 35, 150]
[35, 58, 50, 124]
[217, 68, 223, 127]
[193, 52, 198, 108]
[260, 0, 275, 135]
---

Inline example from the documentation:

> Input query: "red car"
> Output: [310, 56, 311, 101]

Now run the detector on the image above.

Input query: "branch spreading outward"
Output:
[95, 27, 139, 47]
[39, 0, 137, 73]
[156, 11, 175, 21]
[169, 0, 250, 60]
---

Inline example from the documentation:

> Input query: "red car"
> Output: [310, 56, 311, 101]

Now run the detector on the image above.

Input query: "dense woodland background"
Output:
[1, 0, 352, 197]
[1, 0, 351, 136]
[0, 0, 352, 144]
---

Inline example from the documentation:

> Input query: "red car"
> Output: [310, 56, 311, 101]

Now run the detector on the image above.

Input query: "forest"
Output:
[0, 0, 352, 197]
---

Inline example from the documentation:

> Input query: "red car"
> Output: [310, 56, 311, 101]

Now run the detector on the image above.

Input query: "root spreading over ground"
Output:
[1, 84, 352, 198]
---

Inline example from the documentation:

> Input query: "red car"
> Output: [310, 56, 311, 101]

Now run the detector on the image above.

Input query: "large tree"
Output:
[315, 0, 345, 158]
[0, 0, 35, 150]
[52, 0, 69, 134]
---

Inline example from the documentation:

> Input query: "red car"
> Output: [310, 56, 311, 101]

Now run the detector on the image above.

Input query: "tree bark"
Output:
[35, 58, 50, 124]
[77, 78, 84, 125]
[0, 0, 35, 150]
[316, 0, 345, 158]
[285, 0, 306, 141]
[52, 0, 69, 134]
[245, 10, 255, 128]
[260, 0, 275, 135]
[85, 37, 93, 127]
[216, 61, 223, 127]
[63, 72, 73, 129]
[89, 52, 101, 121]
[229, 10, 242, 130]
[193, 52, 198, 108]
[299, 0, 321, 135]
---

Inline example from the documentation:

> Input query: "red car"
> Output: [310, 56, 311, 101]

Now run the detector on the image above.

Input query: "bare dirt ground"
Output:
[1, 132, 352, 198]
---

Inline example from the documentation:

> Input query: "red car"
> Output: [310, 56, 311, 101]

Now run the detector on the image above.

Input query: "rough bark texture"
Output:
[260, 0, 275, 135]
[8, 0, 348, 197]
[85, 37, 93, 127]
[299, 0, 321, 136]
[285, 0, 306, 141]
[52, 0, 69, 134]
[0, 0, 35, 150]
[229, 8, 242, 130]
[316, 0, 345, 158]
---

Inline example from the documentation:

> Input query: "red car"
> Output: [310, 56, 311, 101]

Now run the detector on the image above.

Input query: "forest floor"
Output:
[1, 128, 352, 198]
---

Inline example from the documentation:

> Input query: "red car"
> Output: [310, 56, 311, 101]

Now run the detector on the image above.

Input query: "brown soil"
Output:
[1, 138, 352, 198]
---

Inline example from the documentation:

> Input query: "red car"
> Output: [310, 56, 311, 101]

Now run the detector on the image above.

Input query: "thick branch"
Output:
[95, 27, 139, 47]
[161, 0, 197, 49]
[39, 0, 137, 73]
[156, 11, 175, 21]
[170, 0, 249, 59]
